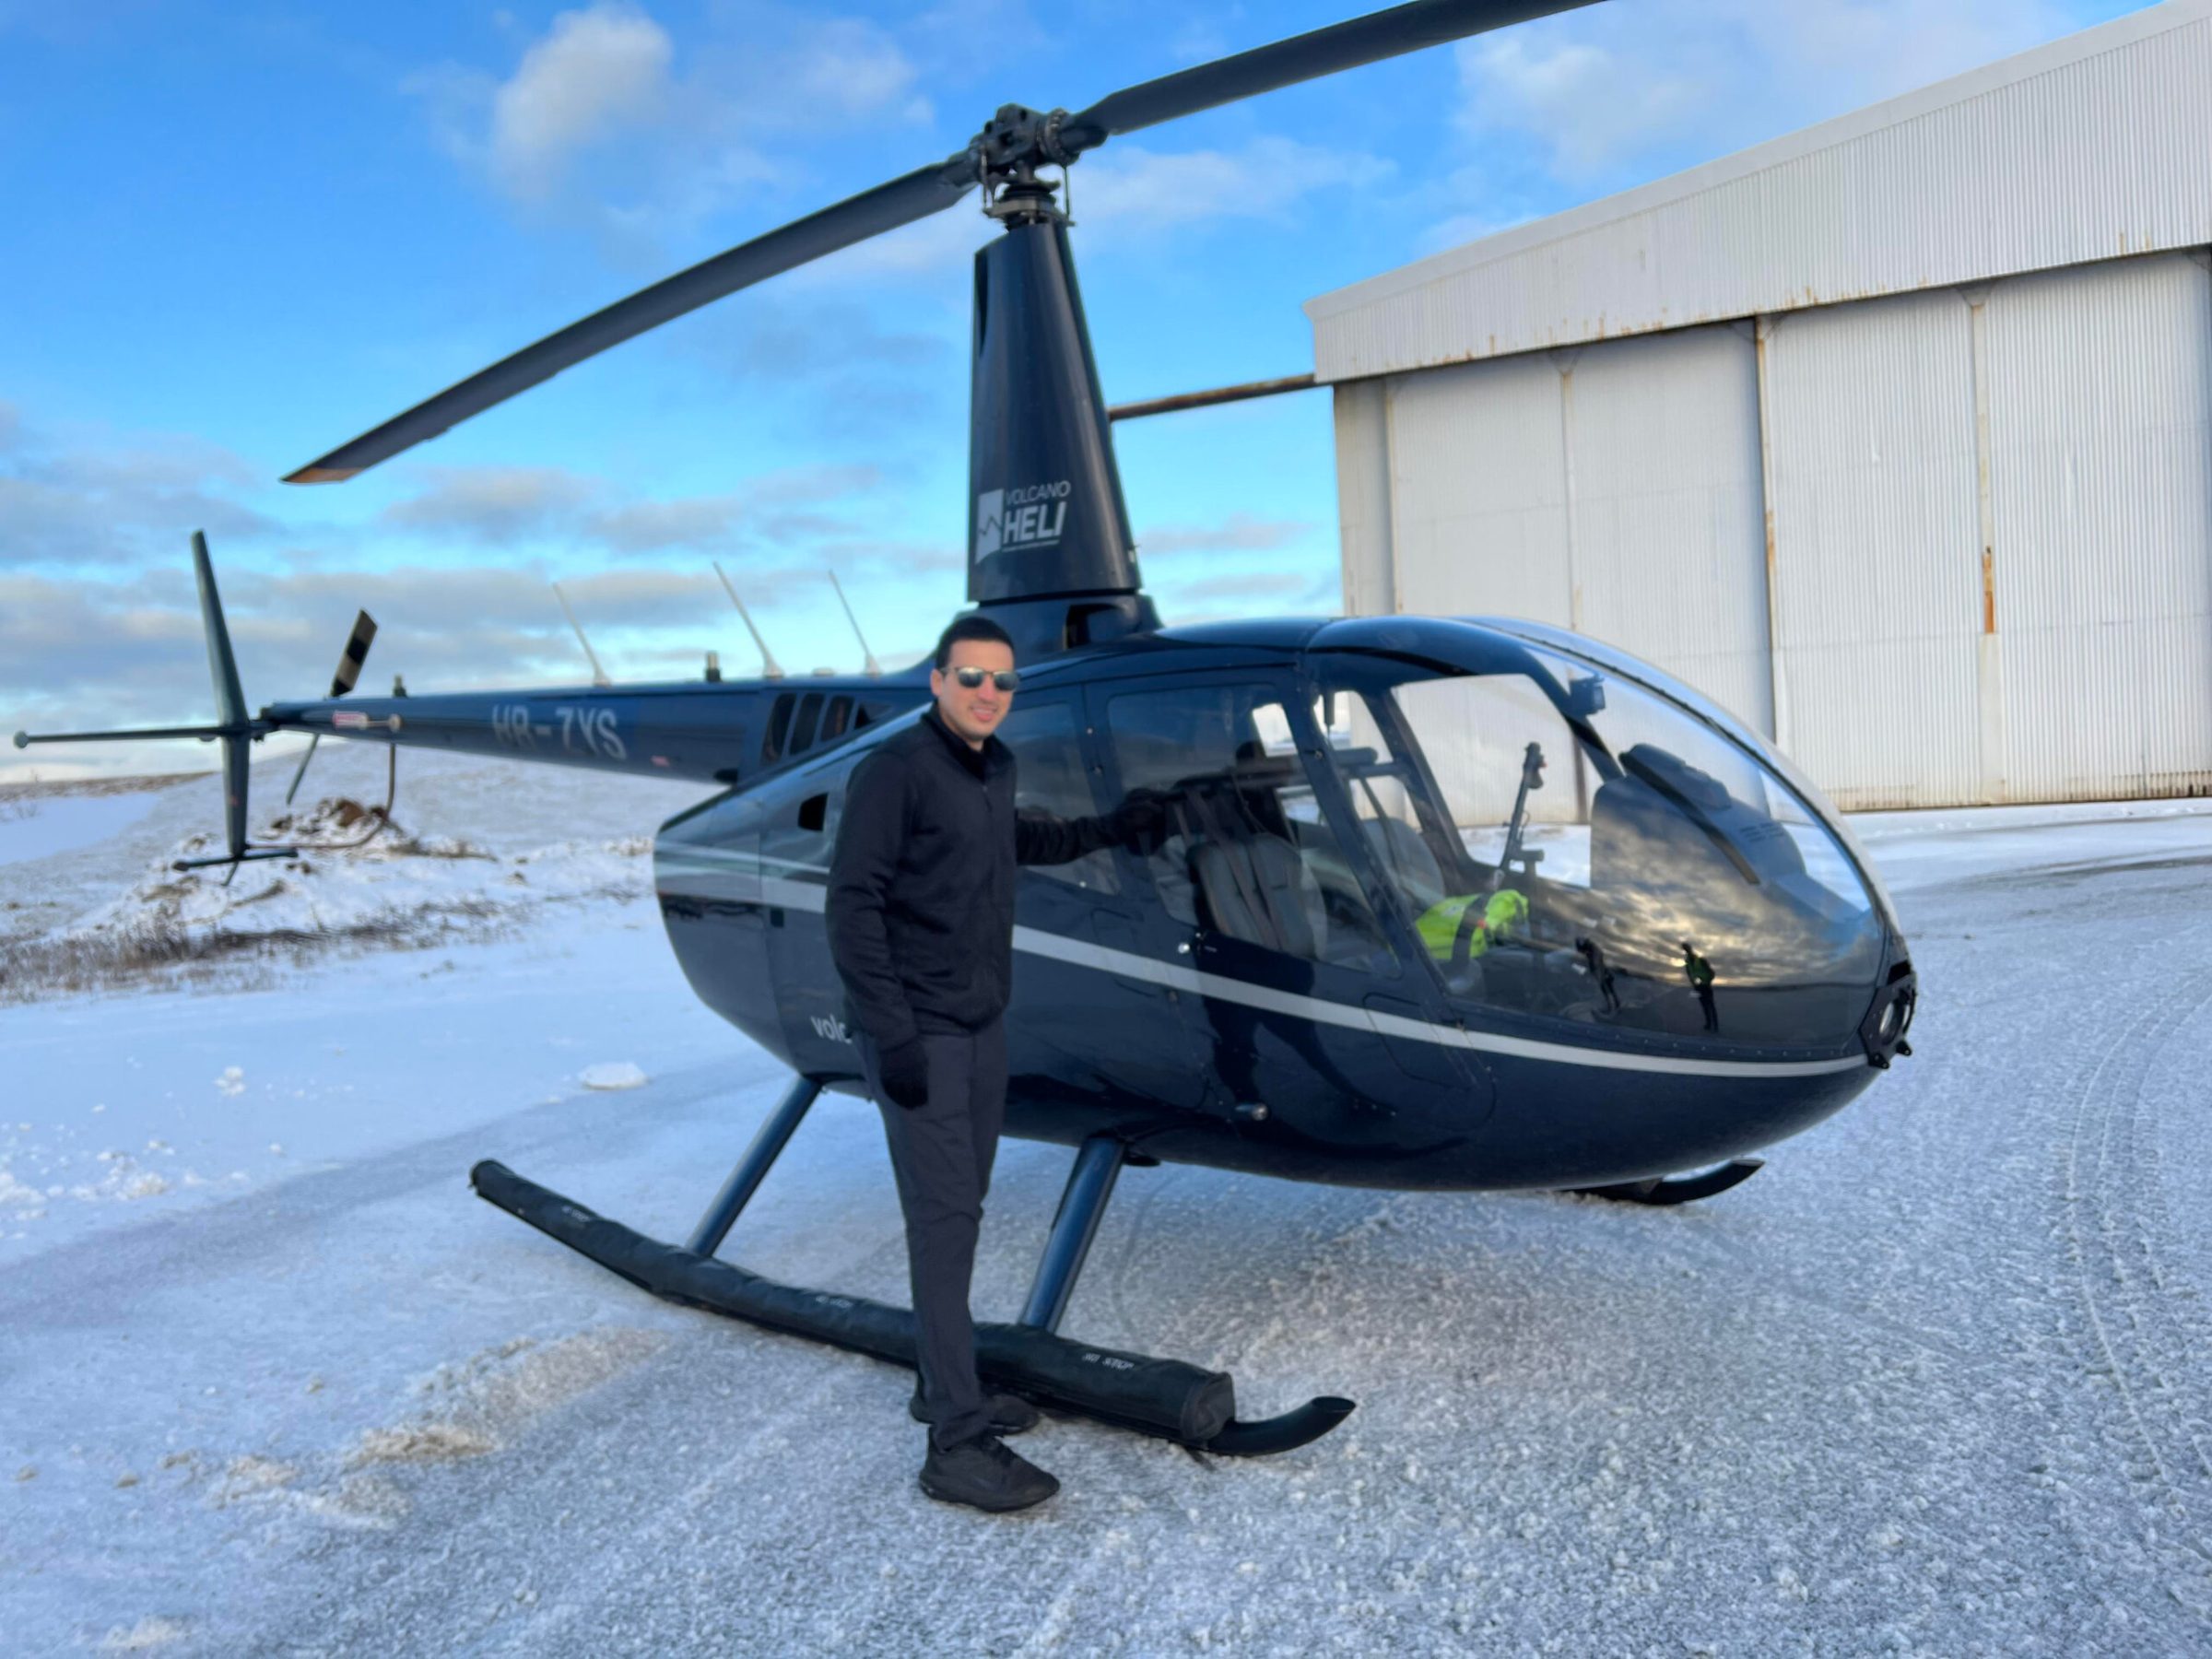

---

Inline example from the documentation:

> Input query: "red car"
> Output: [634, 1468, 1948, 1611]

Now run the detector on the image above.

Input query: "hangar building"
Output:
[1307, 0, 2212, 808]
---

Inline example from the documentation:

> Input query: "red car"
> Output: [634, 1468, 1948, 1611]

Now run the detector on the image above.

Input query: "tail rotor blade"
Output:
[288, 608, 376, 806]
[330, 610, 376, 698]
[1062, 0, 1600, 146]
[285, 156, 979, 484]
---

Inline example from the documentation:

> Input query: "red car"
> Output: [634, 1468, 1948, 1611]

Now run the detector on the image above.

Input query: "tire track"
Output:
[2054, 928, 2212, 1568]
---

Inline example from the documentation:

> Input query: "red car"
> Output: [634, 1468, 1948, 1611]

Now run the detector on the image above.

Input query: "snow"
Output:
[0, 790, 164, 867]
[579, 1063, 649, 1092]
[2, 757, 2209, 1654]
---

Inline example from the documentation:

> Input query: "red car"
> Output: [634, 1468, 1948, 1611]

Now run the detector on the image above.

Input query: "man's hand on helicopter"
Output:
[1107, 788, 1171, 854]
[878, 1037, 931, 1111]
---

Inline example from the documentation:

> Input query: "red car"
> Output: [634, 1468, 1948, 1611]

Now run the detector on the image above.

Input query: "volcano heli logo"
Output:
[976, 480, 1071, 559]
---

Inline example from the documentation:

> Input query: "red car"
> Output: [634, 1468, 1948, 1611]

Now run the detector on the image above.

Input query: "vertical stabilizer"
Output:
[190, 531, 253, 864]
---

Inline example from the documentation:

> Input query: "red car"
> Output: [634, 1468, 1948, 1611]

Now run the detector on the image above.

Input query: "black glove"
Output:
[877, 1037, 930, 1111]
[1109, 790, 1169, 853]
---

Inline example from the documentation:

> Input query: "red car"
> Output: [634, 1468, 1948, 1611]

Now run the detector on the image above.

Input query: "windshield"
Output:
[1316, 642, 1884, 1048]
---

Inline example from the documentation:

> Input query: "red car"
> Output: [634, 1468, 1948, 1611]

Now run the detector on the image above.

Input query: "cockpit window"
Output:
[1103, 682, 1391, 971]
[1318, 643, 1882, 1045]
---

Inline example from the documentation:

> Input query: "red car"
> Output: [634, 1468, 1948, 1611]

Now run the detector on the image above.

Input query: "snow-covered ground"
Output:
[3, 757, 2209, 1655]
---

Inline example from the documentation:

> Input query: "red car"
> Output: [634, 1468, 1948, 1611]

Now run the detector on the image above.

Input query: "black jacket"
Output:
[827, 707, 1113, 1049]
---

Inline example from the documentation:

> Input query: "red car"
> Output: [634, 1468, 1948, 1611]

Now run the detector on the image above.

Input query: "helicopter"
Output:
[17, 0, 1916, 1458]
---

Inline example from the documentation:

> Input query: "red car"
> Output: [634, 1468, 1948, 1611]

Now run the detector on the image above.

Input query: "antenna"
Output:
[713, 561, 785, 679]
[827, 569, 883, 678]
[551, 582, 611, 688]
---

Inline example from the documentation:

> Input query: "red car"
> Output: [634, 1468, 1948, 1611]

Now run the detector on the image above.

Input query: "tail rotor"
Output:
[283, 608, 377, 806]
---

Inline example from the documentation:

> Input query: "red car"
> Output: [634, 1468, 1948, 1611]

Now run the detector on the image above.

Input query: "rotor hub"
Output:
[968, 103, 1093, 219]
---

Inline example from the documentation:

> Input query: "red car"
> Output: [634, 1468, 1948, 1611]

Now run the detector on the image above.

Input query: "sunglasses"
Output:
[948, 666, 1019, 691]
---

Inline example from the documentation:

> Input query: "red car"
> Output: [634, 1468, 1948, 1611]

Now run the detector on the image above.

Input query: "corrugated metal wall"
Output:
[1377, 326, 1773, 732]
[1337, 248, 2212, 809]
[1984, 252, 2212, 801]
[1761, 288, 1986, 808]
[1333, 379, 1394, 618]
[1387, 355, 1570, 624]
[1565, 327, 1773, 737]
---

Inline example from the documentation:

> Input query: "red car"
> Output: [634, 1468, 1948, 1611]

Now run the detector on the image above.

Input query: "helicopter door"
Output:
[1090, 675, 1413, 1129]
[759, 748, 866, 1078]
[994, 698, 1208, 1114]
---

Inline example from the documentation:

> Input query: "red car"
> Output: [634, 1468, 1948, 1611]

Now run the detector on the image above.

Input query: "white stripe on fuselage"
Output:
[655, 847, 1866, 1080]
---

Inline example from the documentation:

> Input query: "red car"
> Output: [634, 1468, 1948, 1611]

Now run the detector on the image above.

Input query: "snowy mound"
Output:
[578, 1062, 649, 1091]
[2, 785, 665, 1000]
[70, 798, 651, 947]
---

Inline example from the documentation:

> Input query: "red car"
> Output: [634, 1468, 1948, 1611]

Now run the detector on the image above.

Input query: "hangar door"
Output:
[1384, 324, 1773, 738]
[1764, 253, 2212, 808]
[1984, 253, 2212, 803]
[1762, 289, 1984, 809]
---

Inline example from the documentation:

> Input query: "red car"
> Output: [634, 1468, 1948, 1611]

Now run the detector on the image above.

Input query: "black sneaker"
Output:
[909, 1390, 1041, 1436]
[918, 1434, 1059, 1513]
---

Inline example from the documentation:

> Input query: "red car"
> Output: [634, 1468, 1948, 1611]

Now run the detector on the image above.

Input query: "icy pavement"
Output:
[2, 782, 2210, 1655]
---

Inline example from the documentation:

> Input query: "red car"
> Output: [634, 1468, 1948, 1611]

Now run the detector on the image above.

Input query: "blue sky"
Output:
[1, 0, 2154, 775]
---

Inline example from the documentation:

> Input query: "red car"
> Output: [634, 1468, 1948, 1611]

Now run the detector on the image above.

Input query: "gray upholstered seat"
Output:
[1361, 817, 1446, 911]
[1189, 834, 1327, 959]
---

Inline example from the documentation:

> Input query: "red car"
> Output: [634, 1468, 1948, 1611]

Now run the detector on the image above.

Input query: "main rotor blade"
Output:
[1064, 0, 1601, 144]
[287, 155, 978, 483]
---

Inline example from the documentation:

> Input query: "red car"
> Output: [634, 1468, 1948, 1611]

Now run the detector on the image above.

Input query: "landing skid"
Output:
[469, 1094, 1352, 1457]
[1567, 1157, 1764, 1206]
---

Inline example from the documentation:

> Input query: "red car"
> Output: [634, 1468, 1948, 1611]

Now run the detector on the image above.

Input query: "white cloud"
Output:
[369, 461, 898, 559]
[1075, 136, 1394, 232]
[489, 3, 675, 200]
[409, 5, 936, 250]
[1457, 35, 1705, 178]
[379, 465, 595, 543]
[586, 495, 747, 554]
[0, 414, 274, 570]
[1456, 0, 2085, 182]
[779, 18, 930, 125]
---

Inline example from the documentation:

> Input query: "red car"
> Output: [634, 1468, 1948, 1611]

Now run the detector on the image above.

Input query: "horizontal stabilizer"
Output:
[16, 723, 243, 747]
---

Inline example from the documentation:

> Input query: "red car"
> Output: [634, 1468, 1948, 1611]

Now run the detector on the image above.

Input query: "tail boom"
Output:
[265, 676, 924, 789]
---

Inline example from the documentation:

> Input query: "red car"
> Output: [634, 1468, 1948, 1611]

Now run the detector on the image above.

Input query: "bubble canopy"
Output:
[1303, 618, 1897, 1054]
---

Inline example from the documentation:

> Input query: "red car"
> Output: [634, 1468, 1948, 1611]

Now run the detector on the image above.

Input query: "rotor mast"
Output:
[963, 107, 1149, 645]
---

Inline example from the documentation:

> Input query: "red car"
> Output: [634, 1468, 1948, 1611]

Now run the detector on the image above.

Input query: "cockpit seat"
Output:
[1190, 833, 1327, 958]
[1361, 817, 1447, 912]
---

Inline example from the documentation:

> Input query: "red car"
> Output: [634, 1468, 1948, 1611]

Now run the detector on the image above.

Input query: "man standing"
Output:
[826, 616, 1154, 1512]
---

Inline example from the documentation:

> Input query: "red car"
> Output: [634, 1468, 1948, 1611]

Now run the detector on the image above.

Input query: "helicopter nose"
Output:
[1858, 959, 1917, 1068]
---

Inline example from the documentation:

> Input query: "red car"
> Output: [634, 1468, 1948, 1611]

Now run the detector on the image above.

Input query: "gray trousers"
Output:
[859, 1018, 1007, 1451]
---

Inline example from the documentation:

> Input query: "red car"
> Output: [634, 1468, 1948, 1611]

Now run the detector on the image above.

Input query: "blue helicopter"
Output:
[18, 0, 1914, 1457]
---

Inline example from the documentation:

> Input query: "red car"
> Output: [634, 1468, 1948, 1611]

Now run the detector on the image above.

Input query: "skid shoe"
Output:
[1567, 1157, 1764, 1206]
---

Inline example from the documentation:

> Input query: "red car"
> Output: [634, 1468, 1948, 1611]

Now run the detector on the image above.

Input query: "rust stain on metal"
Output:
[1981, 547, 1997, 635]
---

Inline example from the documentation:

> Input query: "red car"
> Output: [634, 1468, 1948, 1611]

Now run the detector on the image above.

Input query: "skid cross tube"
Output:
[685, 1077, 822, 1256]
[1019, 1134, 1127, 1334]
